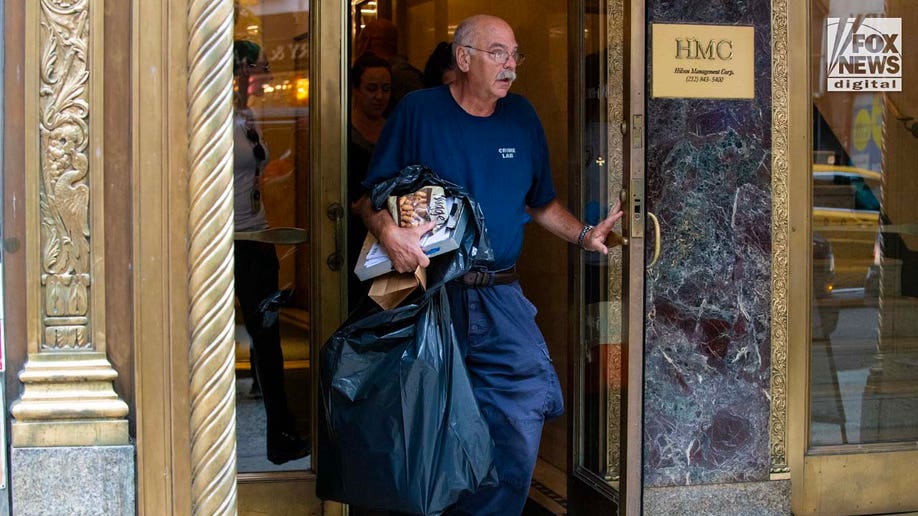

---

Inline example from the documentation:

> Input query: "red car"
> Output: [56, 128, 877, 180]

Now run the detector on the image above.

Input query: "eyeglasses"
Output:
[462, 45, 525, 66]
[245, 127, 265, 213]
[246, 128, 266, 162]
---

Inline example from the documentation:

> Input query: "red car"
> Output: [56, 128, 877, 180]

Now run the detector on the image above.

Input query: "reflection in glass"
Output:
[809, 0, 918, 447]
[233, 0, 312, 472]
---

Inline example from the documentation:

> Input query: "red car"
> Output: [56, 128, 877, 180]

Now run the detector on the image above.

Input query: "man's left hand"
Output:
[582, 200, 624, 255]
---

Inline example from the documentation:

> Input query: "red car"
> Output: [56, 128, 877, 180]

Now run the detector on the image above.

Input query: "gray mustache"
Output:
[497, 70, 517, 81]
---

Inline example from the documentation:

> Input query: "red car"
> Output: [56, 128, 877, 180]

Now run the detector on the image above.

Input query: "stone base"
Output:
[11, 445, 135, 516]
[644, 480, 790, 516]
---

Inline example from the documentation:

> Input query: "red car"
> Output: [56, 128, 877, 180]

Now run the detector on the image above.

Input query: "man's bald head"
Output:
[452, 15, 513, 56]
[357, 19, 398, 60]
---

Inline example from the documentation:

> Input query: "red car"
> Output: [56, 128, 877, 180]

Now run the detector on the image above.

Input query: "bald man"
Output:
[357, 15, 623, 514]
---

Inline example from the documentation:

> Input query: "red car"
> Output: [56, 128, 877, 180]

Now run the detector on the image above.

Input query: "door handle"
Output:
[234, 227, 309, 244]
[326, 203, 344, 271]
[647, 212, 661, 268]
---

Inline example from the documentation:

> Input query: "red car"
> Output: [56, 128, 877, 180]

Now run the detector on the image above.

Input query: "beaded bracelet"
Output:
[577, 224, 594, 249]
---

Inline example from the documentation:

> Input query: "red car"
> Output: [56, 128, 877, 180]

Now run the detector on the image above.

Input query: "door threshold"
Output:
[527, 458, 567, 515]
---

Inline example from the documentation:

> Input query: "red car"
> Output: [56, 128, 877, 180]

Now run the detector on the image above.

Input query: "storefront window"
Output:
[809, 0, 918, 447]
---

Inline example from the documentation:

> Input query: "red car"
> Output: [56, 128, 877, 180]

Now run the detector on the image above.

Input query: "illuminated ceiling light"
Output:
[246, 24, 259, 34]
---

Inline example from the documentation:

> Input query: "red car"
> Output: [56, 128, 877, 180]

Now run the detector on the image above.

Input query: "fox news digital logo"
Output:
[827, 17, 901, 92]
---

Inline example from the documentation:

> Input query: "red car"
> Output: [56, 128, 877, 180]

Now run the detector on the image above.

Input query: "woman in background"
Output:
[347, 52, 392, 310]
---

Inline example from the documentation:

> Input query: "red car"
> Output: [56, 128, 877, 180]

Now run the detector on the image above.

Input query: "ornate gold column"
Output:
[10, 0, 129, 446]
[186, 0, 237, 513]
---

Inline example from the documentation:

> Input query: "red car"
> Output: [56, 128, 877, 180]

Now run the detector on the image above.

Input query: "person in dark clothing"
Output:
[347, 53, 392, 311]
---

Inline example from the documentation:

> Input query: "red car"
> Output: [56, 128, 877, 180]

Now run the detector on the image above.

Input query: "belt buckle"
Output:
[465, 270, 493, 287]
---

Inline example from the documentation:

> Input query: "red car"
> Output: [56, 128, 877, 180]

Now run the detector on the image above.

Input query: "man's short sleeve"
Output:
[525, 108, 555, 209]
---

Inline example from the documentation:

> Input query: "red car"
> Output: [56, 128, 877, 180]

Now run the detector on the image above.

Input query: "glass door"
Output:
[569, 0, 645, 515]
[801, 1, 918, 513]
[232, 0, 312, 475]
[233, 0, 346, 512]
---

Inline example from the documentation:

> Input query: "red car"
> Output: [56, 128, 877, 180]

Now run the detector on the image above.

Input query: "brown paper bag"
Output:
[368, 267, 427, 310]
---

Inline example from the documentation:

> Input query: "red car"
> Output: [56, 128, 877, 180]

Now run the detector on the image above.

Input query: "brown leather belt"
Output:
[460, 267, 519, 287]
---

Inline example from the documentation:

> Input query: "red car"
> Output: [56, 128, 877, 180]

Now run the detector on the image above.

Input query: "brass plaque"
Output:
[652, 23, 755, 99]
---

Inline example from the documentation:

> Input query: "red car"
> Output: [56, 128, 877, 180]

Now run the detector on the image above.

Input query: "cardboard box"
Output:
[354, 195, 469, 281]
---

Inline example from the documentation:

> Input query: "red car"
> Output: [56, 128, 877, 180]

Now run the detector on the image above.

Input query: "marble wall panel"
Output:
[644, 0, 774, 486]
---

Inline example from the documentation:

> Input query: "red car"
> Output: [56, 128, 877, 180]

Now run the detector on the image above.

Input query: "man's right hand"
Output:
[378, 220, 437, 273]
[357, 193, 437, 273]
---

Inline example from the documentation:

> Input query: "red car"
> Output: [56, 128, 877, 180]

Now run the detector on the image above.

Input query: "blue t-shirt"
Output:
[363, 85, 556, 270]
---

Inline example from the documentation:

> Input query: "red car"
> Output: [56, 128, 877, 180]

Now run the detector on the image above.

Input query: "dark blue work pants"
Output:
[446, 281, 564, 516]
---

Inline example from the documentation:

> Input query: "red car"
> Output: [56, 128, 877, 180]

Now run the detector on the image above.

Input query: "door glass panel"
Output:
[232, 0, 313, 472]
[809, 0, 918, 447]
[575, 0, 623, 498]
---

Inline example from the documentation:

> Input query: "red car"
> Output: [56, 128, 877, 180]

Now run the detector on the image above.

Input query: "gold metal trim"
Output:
[605, 0, 625, 479]
[11, 0, 129, 447]
[186, 0, 237, 513]
[623, 1, 647, 512]
[769, 0, 791, 475]
[35, 0, 95, 351]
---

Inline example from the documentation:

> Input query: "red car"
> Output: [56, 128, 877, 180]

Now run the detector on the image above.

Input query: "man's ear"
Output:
[456, 47, 471, 73]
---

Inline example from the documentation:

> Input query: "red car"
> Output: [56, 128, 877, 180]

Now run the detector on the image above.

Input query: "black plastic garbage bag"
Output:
[317, 166, 498, 514]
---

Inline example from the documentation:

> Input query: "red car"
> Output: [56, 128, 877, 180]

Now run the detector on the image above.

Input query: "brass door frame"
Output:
[622, 1, 645, 514]
[299, 0, 348, 510]
[785, 1, 918, 514]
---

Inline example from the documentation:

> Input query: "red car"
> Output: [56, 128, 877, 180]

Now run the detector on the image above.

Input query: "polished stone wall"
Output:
[644, 0, 774, 486]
